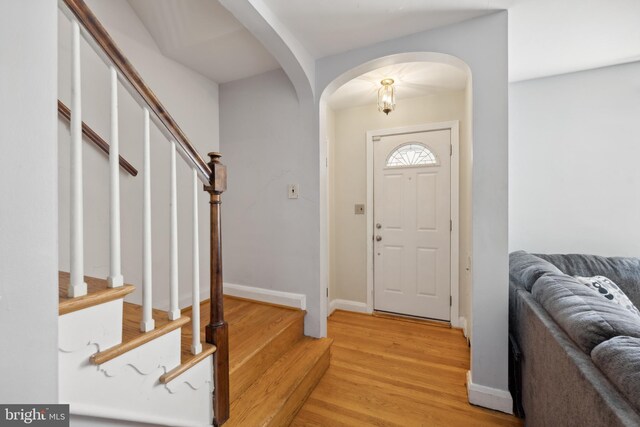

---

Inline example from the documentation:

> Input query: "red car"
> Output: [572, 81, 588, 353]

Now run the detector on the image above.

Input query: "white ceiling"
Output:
[328, 62, 468, 110]
[262, 0, 514, 58]
[508, 0, 640, 81]
[127, 0, 280, 83]
[261, 0, 640, 82]
[128, 0, 640, 85]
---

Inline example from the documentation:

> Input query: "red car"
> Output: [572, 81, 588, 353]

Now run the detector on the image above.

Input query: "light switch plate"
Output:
[288, 184, 299, 199]
[354, 204, 365, 214]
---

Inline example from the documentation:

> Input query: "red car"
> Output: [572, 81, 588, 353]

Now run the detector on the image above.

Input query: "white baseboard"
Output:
[175, 283, 306, 312]
[466, 371, 513, 414]
[176, 285, 212, 312]
[459, 316, 469, 342]
[222, 282, 306, 310]
[70, 402, 210, 427]
[329, 299, 369, 315]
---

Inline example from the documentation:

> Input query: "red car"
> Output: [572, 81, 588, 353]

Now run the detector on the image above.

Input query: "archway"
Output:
[318, 52, 473, 335]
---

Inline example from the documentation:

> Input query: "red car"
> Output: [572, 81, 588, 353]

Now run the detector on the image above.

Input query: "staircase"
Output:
[56, 0, 331, 424]
[188, 297, 332, 426]
[58, 273, 215, 426]
[59, 273, 331, 425]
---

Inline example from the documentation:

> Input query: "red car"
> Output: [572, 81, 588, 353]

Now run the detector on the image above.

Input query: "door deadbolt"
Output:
[376, 223, 382, 229]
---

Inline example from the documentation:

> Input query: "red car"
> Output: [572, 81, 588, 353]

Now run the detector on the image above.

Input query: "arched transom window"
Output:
[386, 143, 438, 167]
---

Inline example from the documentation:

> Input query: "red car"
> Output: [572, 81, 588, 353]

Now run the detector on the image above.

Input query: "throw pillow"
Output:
[574, 275, 640, 317]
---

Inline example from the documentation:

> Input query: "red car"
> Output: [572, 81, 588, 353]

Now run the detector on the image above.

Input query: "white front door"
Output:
[373, 129, 451, 320]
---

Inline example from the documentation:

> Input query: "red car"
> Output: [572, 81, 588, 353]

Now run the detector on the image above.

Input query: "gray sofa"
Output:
[509, 251, 640, 426]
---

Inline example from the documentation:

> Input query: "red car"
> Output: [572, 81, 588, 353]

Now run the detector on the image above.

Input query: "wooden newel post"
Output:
[204, 152, 229, 426]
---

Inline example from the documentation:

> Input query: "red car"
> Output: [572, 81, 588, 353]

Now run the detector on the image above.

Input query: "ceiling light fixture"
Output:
[378, 78, 396, 115]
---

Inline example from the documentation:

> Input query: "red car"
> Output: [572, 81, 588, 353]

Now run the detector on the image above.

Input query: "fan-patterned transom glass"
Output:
[386, 143, 438, 168]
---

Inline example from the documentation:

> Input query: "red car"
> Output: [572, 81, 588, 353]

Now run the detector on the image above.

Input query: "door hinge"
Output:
[450, 144, 453, 156]
[326, 288, 329, 297]
[450, 219, 452, 231]
[450, 296, 452, 306]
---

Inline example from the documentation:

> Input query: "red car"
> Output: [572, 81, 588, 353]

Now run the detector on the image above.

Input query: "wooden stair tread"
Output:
[181, 297, 306, 400]
[159, 342, 217, 384]
[141, 295, 304, 386]
[230, 309, 305, 374]
[226, 337, 332, 427]
[158, 316, 217, 384]
[228, 315, 305, 402]
[224, 296, 305, 372]
[91, 303, 189, 365]
[58, 271, 135, 315]
[183, 296, 306, 372]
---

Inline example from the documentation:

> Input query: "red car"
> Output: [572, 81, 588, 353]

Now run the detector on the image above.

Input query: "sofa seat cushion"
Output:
[510, 251, 563, 291]
[592, 336, 640, 413]
[532, 274, 640, 354]
[535, 253, 640, 307]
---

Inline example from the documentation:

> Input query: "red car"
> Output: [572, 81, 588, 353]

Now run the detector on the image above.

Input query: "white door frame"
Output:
[366, 121, 460, 327]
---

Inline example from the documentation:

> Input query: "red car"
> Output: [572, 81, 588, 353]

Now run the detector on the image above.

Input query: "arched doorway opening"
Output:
[318, 52, 473, 333]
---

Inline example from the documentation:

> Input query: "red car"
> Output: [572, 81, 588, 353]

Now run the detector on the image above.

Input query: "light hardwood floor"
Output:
[292, 310, 523, 427]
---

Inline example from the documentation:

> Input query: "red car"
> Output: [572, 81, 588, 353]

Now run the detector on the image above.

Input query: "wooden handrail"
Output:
[61, 0, 212, 182]
[60, 2, 227, 424]
[58, 100, 138, 177]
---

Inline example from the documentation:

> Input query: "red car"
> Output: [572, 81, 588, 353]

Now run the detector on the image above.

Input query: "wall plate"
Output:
[288, 184, 299, 199]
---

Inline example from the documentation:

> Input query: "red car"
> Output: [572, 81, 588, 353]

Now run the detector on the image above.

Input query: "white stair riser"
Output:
[165, 355, 213, 394]
[100, 329, 181, 376]
[59, 300, 123, 353]
[60, 328, 213, 426]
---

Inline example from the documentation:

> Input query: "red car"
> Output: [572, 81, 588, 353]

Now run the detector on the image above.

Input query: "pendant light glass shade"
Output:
[378, 78, 396, 115]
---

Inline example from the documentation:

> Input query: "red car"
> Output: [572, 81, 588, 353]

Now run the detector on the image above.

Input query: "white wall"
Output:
[57, 0, 220, 311]
[462, 81, 473, 338]
[326, 107, 337, 303]
[0, 1, 59, 403]
[317, 12, 509, 405]
[510, 60, 640, 257]
[328, 92, 472, 324]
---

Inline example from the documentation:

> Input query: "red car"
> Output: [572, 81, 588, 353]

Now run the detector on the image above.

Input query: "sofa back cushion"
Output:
[592, 336, 640, 414]
[535, 253, 640, 307]
[532, 274, 640, 354]
[509, 251, 563, 292]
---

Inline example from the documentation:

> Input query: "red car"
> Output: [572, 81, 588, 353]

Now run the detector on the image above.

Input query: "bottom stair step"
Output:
[227, 337, 332, 427]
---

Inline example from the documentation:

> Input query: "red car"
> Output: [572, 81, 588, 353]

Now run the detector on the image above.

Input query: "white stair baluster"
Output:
[191, 168, 202, 355]
[108, 66, 123, 288]
[141, 107, 155, 332]
[69, 20, 87, 298]
[168, 141, 180, 320]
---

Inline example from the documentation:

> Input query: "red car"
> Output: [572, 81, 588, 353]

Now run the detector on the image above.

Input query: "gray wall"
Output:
[219, 68, 317, 317]
[0, 1, 59, 403]
[510, 60, 640, 257]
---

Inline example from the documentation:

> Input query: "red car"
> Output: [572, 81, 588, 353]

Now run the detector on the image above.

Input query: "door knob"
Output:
[375, 235, 382, 242]
[376, 223, 382, 229]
